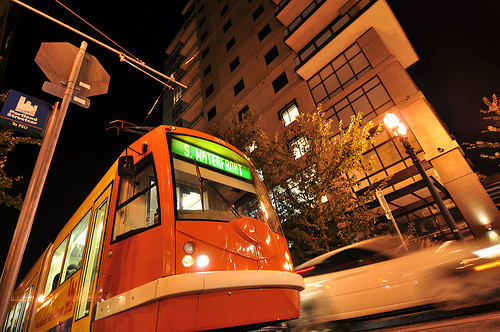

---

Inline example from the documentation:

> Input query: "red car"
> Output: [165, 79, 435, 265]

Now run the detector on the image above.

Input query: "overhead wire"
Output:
[52, 0, 172, 126]
[54, 0, 140, 62]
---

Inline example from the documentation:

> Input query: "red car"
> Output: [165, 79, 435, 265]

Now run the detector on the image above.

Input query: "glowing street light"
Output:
[383, 113, 465, 242]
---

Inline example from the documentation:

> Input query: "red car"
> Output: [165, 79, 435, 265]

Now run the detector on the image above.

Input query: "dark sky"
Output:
[2, 0, 500, 282]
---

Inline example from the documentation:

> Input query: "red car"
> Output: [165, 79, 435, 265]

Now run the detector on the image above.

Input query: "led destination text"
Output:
[171, 138, 251, 180]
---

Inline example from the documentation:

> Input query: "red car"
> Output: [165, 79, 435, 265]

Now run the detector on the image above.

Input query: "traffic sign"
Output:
[35, 42, 109, 98]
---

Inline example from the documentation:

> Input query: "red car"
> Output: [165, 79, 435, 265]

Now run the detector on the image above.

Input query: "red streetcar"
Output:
[3, 126, 303, 332]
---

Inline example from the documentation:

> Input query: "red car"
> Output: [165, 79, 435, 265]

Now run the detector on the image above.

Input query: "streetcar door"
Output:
[71, 185, 112, 332]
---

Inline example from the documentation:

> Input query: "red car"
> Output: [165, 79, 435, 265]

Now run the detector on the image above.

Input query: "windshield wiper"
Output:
[203, 177, 241, 219]
[194, 160, 205, 212]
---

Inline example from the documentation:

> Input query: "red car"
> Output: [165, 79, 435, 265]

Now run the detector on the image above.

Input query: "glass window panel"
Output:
[311, 84, 327, 104]
[337, 106, 354, 128]
[377, 141, 401, 167]
[331, 55, 346, 71]
[300, 44, 315, 60]
[347, 87, 363, 103]
[303, 2, 316, 16]
[288, 17, 301, 31]
[336, 64, 354, 84]
[315, 29, 333, 47]
[363, 76, 380, 91]
[323, 74, 341, 95]
[366, 84, 391, 110]
[324, 106, 335, 119]
[44, 237, 68, 295]
[332, 15, 350, 33]
[344, 43, 361, 60]
[350, 53, 370, 74]
[61, 212, 90, 283]
[364, 150, 383, 173]
[319, 65, 333, 80]
[308, 74, 322, 89]
[282, 103, 299, 126]
[351, 95, 373, 115]
[328, 115, 340, 136]
[76, 199, 108, 320]
[334, 98, 349, 112]
[114, 160, 159, 241]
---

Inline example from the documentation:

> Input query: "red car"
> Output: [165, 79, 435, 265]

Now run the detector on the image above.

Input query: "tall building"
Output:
[163, 0, 500, 243]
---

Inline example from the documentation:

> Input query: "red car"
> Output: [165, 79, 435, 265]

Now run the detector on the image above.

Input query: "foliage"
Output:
[463, 94, 500, 165]
[0, 92, 42, 209]
[208, 106, 383, 265]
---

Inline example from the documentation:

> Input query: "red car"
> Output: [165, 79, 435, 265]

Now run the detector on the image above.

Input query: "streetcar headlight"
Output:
[183, 242, 195, 255]
[182, 255, 194, 267]
[197, 255, 209, 267]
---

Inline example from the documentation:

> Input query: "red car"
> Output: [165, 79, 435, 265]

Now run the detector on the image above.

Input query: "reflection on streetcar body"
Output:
[3, 126, 303, 332]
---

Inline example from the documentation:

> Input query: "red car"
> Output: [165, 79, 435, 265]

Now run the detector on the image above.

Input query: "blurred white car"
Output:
[289, 237, 500, 329]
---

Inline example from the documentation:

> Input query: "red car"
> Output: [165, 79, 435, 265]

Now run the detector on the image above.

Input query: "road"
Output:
[267, 302, 500, 332]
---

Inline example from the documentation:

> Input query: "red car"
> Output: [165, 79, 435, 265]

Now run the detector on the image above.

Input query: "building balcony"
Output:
[286, 0, 418, 80]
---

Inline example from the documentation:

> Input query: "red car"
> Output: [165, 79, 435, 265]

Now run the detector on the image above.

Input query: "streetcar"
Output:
[3, 125, 304, 332]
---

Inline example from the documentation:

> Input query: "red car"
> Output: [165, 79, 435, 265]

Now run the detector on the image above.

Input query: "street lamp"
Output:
[383, 113, 465, 242]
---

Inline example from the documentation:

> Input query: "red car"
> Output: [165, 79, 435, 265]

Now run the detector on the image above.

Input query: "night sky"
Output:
[2, 0, 500, 282]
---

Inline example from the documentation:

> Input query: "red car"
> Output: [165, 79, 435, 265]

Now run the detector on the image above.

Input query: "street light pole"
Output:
[383, 113, 466, 242]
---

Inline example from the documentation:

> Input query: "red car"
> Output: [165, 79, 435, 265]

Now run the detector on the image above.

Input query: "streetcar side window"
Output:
[44, 237, 68, 295]
[61, 211, 90, 283]
[113, 159, 159, 241]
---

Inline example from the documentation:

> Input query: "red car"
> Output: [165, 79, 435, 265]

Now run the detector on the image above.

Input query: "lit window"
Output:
[280, 102, 299, 126]
[173, 88, 182, 105]
[291, 137, 309, 159]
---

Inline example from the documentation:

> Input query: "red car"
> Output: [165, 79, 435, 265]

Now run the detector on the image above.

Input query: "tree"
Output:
[463, 94, 500, 166]
[208, 106, 382, 264]
[0, 92, 42, 209]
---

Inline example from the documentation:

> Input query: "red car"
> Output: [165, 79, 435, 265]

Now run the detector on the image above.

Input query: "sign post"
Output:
[0, 41, 109, 327]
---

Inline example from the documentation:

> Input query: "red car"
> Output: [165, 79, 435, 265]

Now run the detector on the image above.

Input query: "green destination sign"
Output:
[171, 138, 252, 180]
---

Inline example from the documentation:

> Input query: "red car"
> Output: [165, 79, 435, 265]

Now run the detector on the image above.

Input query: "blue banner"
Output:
[0, 90, 50, 137]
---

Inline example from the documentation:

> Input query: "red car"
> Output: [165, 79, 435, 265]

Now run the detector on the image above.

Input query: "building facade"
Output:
[163, 0, 500, 243]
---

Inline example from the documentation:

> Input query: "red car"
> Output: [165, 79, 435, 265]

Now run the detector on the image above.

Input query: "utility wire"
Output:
[54, 0, 140, 62]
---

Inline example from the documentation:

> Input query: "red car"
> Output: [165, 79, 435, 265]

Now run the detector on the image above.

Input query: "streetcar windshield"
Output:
[170, 135, 283, 235]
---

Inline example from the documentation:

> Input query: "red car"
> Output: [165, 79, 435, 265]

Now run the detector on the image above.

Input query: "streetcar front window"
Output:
[113, 157, 160, 242]
[170, 135, 282, 235]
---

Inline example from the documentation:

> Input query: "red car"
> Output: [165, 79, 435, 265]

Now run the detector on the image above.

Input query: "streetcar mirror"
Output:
[118, 156, 135, 177]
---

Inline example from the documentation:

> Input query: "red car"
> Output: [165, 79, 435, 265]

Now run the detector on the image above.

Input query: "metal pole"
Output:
[401, 137, 466, 242]
[376, 189, 409, 253]
[0, 41, 88, 328]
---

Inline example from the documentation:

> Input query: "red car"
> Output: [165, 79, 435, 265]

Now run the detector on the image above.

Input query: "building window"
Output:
[199, 16, 206, 27]
[223, 19, 232, 33]
[258, 24, 271, 41]
[202, 46, 209, 59]
[200, 30, 208, 42]
[325, 76, 394, 136]
[291, 137, 309, 159]
[238, 105, 250, 121]
[226, 37, 236, 51]
[280, 101, 299, 126]
[203, 64, 212, 77]
[230, 56, 240, 72]
[205, 84, 214, 98]
[197, 4, 204, 14]
[264, 45, 279, 65]
[307, 42, 372, 105]
[252, 4, 264, 21]
[220, 3, 229, 16]
[208, 106, 217, 121]
[272, 72, 288, 94]
[234, 79, 245, 96]
[173, 88, 183, 105]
